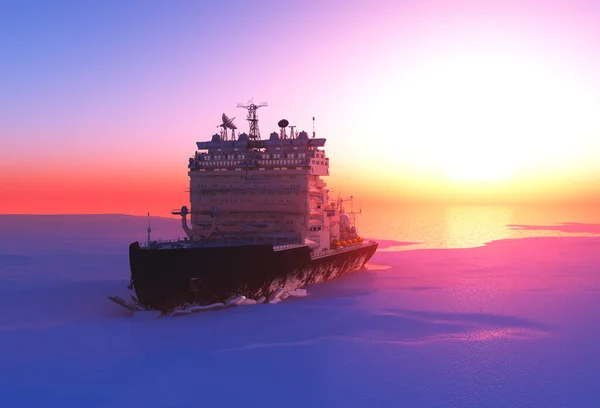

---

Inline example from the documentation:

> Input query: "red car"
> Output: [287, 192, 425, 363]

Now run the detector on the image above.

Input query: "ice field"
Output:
[1, 211, 599, 407]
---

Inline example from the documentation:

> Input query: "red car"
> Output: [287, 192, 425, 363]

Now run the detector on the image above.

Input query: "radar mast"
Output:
[237, 99, 267, 148]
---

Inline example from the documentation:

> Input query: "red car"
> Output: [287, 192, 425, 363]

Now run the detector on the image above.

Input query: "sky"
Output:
[2, 0, 600, 215]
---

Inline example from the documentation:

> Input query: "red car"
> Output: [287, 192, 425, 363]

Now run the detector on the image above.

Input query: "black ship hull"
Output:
[129, 241, 378, 311]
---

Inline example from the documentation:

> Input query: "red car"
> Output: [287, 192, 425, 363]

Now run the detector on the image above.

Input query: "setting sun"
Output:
[443, 153, 514, 183]
[347, 36, 600, 200]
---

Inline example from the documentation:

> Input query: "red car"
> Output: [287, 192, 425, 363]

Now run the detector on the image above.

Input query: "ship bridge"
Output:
[190, 132, 328, 176]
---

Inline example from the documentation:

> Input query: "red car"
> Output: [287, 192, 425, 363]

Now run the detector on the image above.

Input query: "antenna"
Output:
[218, 113, 237, 140]
[278, 119, 289, 139]
[312, 116, 315, 138]
[147, 212, 152, 247]
[237, 99, 267, 148]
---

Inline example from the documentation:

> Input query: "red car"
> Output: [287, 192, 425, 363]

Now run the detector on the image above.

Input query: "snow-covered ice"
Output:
[225, 296, 247, 307]
[287, 288, 308, 298]
[1, 212, 599, 407]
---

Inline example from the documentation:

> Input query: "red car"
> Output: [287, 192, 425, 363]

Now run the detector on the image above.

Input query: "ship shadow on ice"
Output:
[299, 266, 381, 301]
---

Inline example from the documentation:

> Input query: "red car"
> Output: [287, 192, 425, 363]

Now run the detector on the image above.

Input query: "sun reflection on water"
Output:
[359, 204, 600, 249]
[443, 206, 514, 249]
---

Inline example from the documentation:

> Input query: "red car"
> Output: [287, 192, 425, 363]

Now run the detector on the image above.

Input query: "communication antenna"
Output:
[312, 116, 315, 138]
[278, 119, 289, 139]
[147, 212, 152, 247]
[237, 99, 267, 148]
[218, 113, 237, 140]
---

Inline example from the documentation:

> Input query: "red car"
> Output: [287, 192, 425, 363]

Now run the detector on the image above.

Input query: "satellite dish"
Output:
[278, 119, 289, 128]
[221, 113, 237, 130]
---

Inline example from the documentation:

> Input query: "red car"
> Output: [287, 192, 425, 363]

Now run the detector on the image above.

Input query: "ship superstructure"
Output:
[177, 102, 355, 253]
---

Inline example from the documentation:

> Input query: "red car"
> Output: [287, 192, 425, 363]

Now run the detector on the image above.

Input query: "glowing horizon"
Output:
[2, 0, 600, 215]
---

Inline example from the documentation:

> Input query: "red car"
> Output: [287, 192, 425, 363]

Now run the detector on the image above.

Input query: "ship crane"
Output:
[336, 195, 362, 237]
[336, 195, 355, 213]
[171, 206, 195, 240]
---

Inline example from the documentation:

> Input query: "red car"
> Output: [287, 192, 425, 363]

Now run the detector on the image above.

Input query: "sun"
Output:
[443, 153, 514, 183]
[361, 40, 600, 189]
[441, 132, 516, 183]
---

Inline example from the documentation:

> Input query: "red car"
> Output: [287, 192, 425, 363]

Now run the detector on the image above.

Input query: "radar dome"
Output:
[269, 132, 279, 140]
[278, 119, 289, 128]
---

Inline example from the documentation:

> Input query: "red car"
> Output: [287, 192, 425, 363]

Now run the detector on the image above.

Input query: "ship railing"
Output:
[191, 158, 311, 170]
[311, 249, 331, 258]
[139, 238, 187, 248]
[273, 243, 305, 251]
[310, 241, 372, 259]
